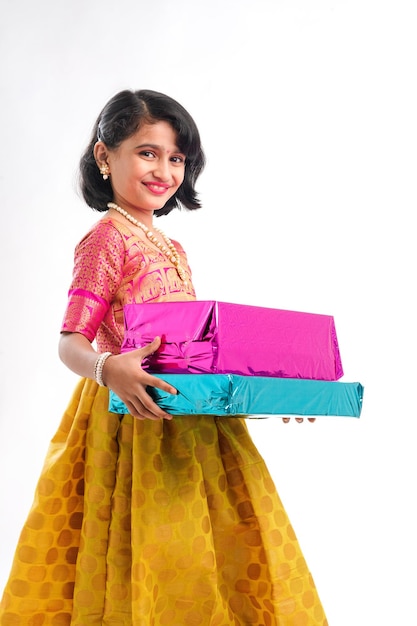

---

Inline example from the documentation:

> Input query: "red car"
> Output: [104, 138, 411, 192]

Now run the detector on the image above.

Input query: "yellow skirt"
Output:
[0, 378, 327, 626]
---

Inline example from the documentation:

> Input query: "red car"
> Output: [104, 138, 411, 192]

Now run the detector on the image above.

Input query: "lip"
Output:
[143, 182, 171, 196]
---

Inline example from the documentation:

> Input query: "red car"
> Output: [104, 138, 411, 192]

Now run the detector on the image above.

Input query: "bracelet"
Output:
[93, 352, 113, 387]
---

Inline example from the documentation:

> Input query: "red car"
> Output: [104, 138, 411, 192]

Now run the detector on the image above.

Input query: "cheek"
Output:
[114, 163, 137, 187]
[177, 169, 186, 186]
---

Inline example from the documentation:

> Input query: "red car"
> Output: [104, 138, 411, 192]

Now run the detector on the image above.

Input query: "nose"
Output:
[153, 156, 171, 181]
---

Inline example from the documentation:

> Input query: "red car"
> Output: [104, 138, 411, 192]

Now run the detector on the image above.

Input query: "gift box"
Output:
[122, 301, 343, 381]
[109, 374, 363, 418]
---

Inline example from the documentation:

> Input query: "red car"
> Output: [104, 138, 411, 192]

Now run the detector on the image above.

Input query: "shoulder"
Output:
[71, 219, 130, 277]
[169, 237, 185, 252]
[76, 218, 124, 246]
[74, 217, 139, 259]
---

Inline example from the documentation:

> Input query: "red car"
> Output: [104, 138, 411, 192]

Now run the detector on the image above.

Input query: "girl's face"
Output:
[99, 120, 186, 217]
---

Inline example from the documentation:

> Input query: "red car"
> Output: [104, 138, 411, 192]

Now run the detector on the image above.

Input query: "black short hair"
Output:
[79, 89, 206, 216]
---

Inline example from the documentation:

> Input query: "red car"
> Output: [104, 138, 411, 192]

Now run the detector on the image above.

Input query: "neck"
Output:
[108, 202, 154, 229]
[106, 202, 188, 284]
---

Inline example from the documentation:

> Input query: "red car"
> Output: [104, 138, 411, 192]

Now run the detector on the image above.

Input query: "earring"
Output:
[99, 163, 110, 181]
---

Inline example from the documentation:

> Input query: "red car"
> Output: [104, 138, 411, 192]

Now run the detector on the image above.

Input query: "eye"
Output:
[139, 150, 156, 159]
[170, 155, 186, 164]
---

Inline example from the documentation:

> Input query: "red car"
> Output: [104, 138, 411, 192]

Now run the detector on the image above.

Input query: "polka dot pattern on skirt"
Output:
[0, 378, 328, 625]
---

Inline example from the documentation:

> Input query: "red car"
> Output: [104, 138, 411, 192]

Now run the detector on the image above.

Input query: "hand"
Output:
[282, 417, 316, 423]
[103, 337, 176, 421]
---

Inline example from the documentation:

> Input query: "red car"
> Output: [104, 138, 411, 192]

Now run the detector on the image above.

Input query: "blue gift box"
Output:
[109, 374, 363, 418]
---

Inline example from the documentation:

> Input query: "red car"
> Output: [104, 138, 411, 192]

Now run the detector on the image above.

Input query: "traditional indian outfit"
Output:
[0, 218, 328, 625]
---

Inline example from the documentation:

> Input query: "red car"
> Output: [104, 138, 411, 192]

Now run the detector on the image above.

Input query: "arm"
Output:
[59, 332, 177, 420]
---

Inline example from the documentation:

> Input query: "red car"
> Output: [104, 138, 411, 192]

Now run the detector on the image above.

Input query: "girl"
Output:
[0, 89, 328, 625]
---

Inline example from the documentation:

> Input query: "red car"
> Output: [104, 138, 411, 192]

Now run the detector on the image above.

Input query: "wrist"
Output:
[93, 352, 113, 387]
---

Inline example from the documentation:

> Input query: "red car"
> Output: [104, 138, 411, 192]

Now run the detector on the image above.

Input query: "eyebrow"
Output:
[135, 143, 183, 153]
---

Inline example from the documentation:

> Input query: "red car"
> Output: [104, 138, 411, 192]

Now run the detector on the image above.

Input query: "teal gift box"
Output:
[109, 374, 364, 418]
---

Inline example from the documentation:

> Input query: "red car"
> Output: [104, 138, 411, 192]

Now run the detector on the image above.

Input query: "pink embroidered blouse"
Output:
[61, 218, 196, 353]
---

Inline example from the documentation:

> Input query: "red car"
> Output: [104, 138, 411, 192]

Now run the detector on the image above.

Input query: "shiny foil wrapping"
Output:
[109, 374, 363, 418]
[122, 300, 344, 381]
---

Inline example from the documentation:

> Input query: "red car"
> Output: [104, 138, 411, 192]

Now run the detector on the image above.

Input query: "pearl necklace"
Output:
[107, 202, 188, 283]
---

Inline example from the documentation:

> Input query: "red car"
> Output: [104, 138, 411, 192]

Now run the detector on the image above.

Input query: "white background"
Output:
[0, 1, 416, 624]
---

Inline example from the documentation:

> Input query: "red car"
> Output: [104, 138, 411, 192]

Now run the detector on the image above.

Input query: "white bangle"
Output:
[93, 352, 113, 387]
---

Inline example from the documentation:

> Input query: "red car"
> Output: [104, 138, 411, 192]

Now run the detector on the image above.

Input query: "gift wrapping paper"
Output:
[122, 301, 344, 381]
[109, 374, 363, 418]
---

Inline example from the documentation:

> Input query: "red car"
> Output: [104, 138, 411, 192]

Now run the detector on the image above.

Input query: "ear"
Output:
[94, 141, 109, 167]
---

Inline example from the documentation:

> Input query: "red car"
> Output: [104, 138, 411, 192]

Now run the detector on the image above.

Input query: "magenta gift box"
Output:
[122, 301, 343, 381]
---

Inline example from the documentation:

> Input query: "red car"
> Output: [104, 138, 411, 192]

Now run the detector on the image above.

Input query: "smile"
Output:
[144, 183, 170, 195]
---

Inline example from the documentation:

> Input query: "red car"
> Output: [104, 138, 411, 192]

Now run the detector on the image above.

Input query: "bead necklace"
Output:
[107, 202, 188, 283]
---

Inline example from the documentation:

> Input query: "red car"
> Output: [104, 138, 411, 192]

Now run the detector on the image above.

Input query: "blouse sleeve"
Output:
[60, 221, 125, 342]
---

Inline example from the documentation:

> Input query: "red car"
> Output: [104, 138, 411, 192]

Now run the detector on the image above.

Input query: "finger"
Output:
[124, 400, 146, 420]
[133, 336, 162, 359]
[282, 417, 315, 423]
[125, 397, 172, 421]
[140, 371, 178, 395]
[295, 417, 316, 423]
[134, 381, 176, 418]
